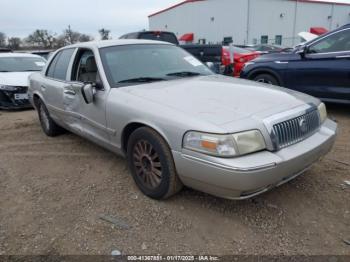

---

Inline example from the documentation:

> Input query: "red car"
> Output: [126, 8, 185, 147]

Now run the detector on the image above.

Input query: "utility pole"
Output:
[292, 0, 298, 46]
[246, 0, 251, 44]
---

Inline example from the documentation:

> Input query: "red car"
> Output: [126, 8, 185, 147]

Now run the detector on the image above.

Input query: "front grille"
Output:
[273, 109, 320, 149]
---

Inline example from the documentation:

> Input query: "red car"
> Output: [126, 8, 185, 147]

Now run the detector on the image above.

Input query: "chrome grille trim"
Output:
[273, 109, 320, 149]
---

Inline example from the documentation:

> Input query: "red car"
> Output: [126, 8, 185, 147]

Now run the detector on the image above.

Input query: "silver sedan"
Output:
[28, 40, 337, 200]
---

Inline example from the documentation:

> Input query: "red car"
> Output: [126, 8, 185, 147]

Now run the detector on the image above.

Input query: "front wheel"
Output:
[253, 74, 279, 86]
[127, 127, 183, 199]
[37, 100, 65, 137]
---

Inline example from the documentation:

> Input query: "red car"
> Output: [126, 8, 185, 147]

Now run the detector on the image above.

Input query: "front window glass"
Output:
[309, 29, 350, 53]
[100, 44, 213, 86]
[73, 50, 100, 84]
[0, 56, 46, 72]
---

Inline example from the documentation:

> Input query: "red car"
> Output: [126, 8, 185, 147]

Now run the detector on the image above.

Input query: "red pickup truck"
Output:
[222, 46, 260, 77]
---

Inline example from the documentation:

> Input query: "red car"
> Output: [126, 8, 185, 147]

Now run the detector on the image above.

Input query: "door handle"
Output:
[64, 89, 76, 96]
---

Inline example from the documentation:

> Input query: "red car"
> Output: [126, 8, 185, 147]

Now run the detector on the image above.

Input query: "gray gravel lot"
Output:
[0, 105, 349, 255]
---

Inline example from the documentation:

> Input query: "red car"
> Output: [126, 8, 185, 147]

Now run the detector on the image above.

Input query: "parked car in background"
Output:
[29, 40, 336, 200]
[0, 53, 46, 109]
[0, 48, 12, 53]
[120, 31, 233, 76]
[30, 50, 54, 60]
[223, 46, 260, 77]
[246, 44, 285, 54]
[120, 31, 180, 45]
[241, 23, 350, 104]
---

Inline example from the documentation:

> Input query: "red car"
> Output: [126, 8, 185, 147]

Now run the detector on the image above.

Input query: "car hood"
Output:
[122, 75, 319, 126]
[252, 52, 300, 63]
[0, 72, 35, 86]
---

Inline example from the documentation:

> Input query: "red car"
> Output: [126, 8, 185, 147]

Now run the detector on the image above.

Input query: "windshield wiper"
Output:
[118, 77, 166, 84]
[166, 71, 202, 77]
[22, 70, 41, 72]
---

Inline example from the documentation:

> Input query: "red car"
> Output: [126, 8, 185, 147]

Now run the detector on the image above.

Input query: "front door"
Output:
[65, 48, 110, 146]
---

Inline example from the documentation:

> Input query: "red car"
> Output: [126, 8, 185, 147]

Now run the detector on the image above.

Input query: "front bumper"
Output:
[173, 119, 337, 200]
[0, 88, 32, 110]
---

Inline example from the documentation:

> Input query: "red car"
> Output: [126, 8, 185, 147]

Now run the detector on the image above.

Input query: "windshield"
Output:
[0, 57, 46, 72]
[100, 44, 213, 86]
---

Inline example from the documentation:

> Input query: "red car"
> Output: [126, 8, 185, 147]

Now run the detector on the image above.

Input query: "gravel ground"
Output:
[0, 104, 349, 255]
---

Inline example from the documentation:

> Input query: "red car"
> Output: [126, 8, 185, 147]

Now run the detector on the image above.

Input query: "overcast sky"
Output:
[0, 0, 179, 39]
[1, 0, 349, 39]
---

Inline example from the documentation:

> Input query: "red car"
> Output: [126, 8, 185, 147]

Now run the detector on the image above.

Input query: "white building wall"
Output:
[149, 0, 249, 44]
[149, 0, 350, 46]
[332, 4, 350, 28]
[248, 0, 296, 46]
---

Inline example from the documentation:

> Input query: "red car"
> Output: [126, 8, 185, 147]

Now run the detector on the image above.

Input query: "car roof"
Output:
[65, 39, 173, 49]
[0, 52, 44, 58]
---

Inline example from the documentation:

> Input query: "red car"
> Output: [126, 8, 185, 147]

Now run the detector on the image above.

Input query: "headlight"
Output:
[183, 130, 266, 157]
[0, 85, 18, 91]
[318, 102, 327, 123]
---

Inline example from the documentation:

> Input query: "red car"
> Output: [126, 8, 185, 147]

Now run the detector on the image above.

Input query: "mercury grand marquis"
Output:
[28, 40, 337, 200]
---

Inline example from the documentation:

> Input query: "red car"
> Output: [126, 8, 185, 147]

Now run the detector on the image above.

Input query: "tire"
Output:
[37, 99, 65, 137]
[253, 73, 279, 86]
[127, 127, 183, 199]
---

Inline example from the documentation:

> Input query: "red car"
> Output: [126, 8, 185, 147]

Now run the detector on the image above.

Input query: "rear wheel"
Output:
[253, 73, 279, 86]
[127, 127, 183, 199]
[37, 100, 65, 137]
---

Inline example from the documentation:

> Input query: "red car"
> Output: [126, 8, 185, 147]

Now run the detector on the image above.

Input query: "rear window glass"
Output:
[139, 32, 179, 45]
[231, 46, 252, 54]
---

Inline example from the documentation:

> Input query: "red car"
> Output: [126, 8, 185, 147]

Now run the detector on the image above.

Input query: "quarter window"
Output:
[308, 29, 350, 54]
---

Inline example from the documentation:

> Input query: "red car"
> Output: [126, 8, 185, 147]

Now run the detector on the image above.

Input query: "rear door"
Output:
[288, 28, 350, 101]
[42, 48, 76, 123]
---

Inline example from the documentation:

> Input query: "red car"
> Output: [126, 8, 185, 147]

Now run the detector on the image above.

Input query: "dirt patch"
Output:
[0, 105, 349, 255]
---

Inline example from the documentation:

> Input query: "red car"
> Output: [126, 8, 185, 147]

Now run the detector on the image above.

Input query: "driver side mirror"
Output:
[296, 45, 307, 58]
[81, 83, 96, 104]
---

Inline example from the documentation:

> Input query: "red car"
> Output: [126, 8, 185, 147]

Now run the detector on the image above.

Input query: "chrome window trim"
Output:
[306, 28, 350, 56]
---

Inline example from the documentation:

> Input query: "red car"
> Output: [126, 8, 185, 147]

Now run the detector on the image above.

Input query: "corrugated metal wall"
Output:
[149, 0, 350, 46]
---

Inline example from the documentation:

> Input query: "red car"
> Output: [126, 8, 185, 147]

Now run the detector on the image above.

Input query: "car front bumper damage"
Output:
[173, 119, 337, 200]
[0, 87, 32, 110]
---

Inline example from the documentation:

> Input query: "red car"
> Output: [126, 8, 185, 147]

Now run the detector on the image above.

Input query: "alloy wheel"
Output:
[256, 78, 273, 84]
[132, 140, 162, 189]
